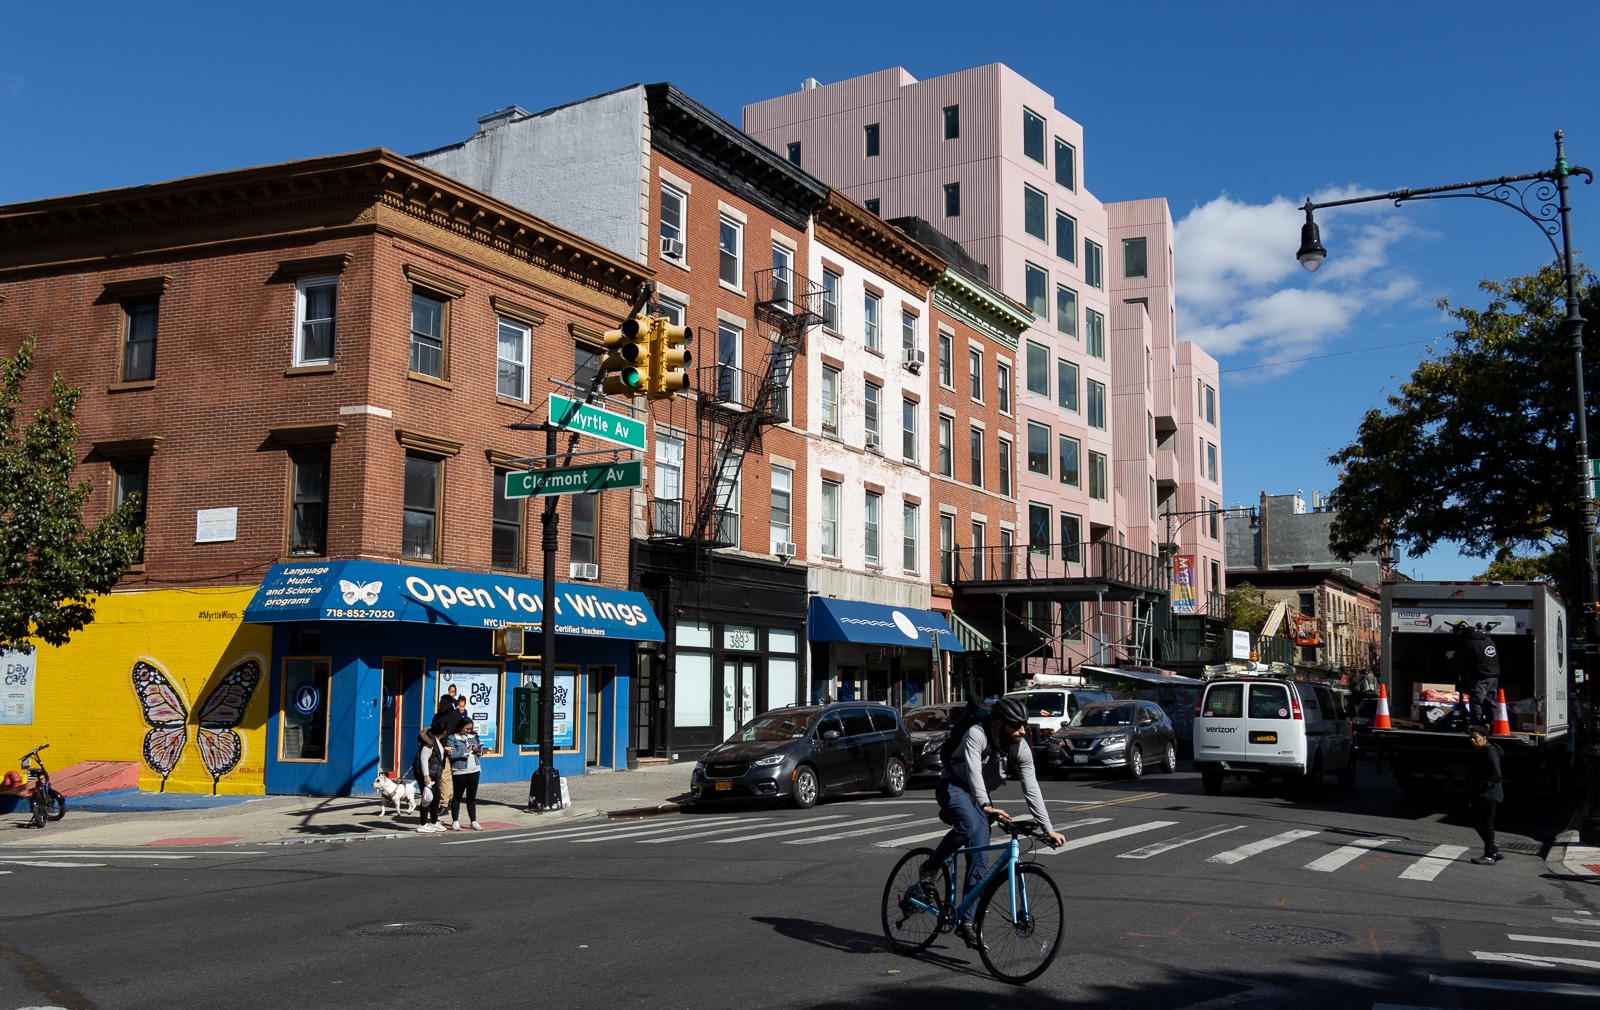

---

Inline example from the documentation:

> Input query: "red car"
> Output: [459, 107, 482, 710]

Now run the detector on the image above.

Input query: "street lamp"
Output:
[1296, 131, 1598, 842]
[1161, 505, 1258, 551]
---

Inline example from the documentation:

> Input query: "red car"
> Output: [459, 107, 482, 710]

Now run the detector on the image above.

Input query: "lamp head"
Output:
[1297, 208, 1327, 272]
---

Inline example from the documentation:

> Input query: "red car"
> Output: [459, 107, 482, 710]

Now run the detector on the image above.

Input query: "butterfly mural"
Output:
[131, 658, 262, 793]
[340, 580, 382, 606]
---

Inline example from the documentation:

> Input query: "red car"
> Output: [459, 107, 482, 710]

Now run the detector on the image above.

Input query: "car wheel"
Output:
[1296, 753, 1323, 800]
[882, 758, 907, 797]
[1160, 740, 1177, 774]
[1201, 769, 1223, 795]
[792, 765, 819, 809]
[1126, 746, 1144, 779]
[1337, 758, 1356, 790]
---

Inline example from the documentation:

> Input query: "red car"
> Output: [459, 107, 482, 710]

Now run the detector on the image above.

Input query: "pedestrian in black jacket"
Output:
[1449, 624, 1500, 726]
[1467, 726, 1504, 864]
[412, 728, 447, 833]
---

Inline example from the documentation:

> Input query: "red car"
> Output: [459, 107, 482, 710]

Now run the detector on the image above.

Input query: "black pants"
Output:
[1470, 677, 1498, 723]
[419, 781, 442, 825]
[1472, 798, 1498, 857]
[449, 772, 480, 824]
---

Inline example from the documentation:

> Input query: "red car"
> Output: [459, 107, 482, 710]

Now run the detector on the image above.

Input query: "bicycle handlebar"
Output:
[997, 818, 1052, 841]
[21, 744, 47, 760]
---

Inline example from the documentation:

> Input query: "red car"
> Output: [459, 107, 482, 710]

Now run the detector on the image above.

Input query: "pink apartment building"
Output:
[746, 65, 1224, 672]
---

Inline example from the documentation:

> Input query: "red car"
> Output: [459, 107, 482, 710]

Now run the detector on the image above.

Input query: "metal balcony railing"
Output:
[697, 364, 789, 423]
[949, 541, 1168, 594]
[754, 267, 827, 330]
[650, 498, 683, 538]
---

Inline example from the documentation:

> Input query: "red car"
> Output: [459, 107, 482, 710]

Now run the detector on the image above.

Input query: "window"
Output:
[1211, 559, 1221, 594]
[771, 243, 794, 310]
[659, 183, 686, 260]
[1027, 421, 1050, 476]
[716, 322, 741, 402]
[864, 123, 880, 157]
[997, 437, 1013, 497]
[937, 415, 953, 477]
[1060, 513, 1082, 564]
[289, 448, 329, 557]
[944, 182, 961, 218]
[295, 277, 337, 365]
[1205, 384, 1216, 424]
[281, 658, 331, 761]
[865, 492, 881, 565]
[821, 270, 840, 330]
[902, 310, 918, 357]
[820, 366, 839, 435]
[864, 382, 881, 445]
[574, 342, 600, 391]
[999, 528, 1014, 579]
[786, 141, 802, 166]
[1022, 107, 1046, 164]
[121, 300, 159, 382]
[943, 104, 960, 140]
[968, 349, 983, 400]
[970, 521, 985, 580]
[864, 291, 881, 350]
[1056, 284, 1078, 337]
[1024, 262, 1048, 318]
[653, 434, 684, 535]
[770, 466, 793, 548]
[1085, 308, 1105, 359]
[1028, 503, 1051, 555]
[1123, 236, 1148, 279]
[496, 317, 530, 401]
[821, 481, 839, 557]
[1054, 210, 1078, 262]
[718, 215, 742, 288]
[492, 469, 522, 570]
[402, 453, 440, 560]
[969, 427, 984, 487]
[1055, 138, 1076, 190]
[1088, 451, 1108, 501]
[1084, 239, 1103, 289]
[1058, 435, 1080, 487]
[864, 198, 880, 216]
[996, 361, 1011, 413]
[409, 292, 446, 378]
[713, 447, 740, 545]
[1025, 341, 1049, 396]
[1087, 379, 1107, 429]
[939, 512, 955, 583]
[903, 503, 920, 572]
[1150, 477, 1158, 520]
[937, 331, 953, 387]
[1057, 359, 1078, 412]
[1207, 441, 1219, 482]
[115, 459, 148, 564]
[902, 399, 918, 463]
[1024, 185, 1047, 241]
[1209, 500, 1220, 539]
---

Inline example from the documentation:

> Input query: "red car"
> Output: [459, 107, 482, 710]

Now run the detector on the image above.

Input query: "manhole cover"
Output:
[1223, 924, 1353, 946]
[359, 923, 458, 939]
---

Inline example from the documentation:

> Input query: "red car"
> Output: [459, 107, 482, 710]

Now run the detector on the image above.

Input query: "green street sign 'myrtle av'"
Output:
[549, 394, 646, 451]
[504, 460, 643, 499]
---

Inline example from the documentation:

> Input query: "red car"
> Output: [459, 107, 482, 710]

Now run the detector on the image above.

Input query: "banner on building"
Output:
[439, 664, 502, 754]
[1171, 554, 1198, 615]
[521, 671, 577, 750]
[1, 650, 36, 725]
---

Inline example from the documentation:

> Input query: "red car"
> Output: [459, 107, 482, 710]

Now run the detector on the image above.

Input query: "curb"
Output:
[606, 802, 685, 820]
[1545, 799, 1600, 878]
[262, 832, 411, 846]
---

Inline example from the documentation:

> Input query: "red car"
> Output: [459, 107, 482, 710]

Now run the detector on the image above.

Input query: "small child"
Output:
[446, 717, 484, 831]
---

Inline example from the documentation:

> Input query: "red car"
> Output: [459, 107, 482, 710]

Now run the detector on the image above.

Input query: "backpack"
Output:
[938, 700, 991, 768]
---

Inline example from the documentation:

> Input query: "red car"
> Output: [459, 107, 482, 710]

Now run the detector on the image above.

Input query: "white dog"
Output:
[372, 773, 419, 816]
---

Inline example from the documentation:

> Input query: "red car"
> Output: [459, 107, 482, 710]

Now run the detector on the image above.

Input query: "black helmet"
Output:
[992, 697, 1028, 727]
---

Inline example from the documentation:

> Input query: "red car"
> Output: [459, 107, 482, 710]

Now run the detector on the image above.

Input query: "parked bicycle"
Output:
[880, 818, 1063, 984]
[19, 745, 66, 829]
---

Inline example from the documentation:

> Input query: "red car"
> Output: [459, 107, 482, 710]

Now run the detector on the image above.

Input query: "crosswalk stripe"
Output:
[787, 817, 943, 845]
[568, 819, 774, 844]
[0, 860, 106, 868]
[637, 818, 813, 844]
[708, 814, 911, 844]
[1509, 933, 1600, 949]
[1304, 837, 1402, 872]
[1399, 844, 1468, 881]
[1553, 917, 1600, 927]
[504, 818, 746, 845]
[1206, 830, 1321, 865]
[1053, 817, 1114, 831]
[874, 828, 954, 848]
[1434, 973, 1600, 996]
[1037, 821, 1178, 856]
[1471, 950, 1600, 970]
[1119, 824, 1243, 860]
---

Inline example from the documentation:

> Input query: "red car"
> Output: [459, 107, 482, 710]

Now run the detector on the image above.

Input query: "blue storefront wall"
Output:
[245, 562, 662, 797]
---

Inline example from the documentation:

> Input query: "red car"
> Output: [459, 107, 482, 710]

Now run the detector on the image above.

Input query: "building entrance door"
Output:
[380, 658, 423, 778]
[721, 659, 757, 740]
[635, 651, 662, 757]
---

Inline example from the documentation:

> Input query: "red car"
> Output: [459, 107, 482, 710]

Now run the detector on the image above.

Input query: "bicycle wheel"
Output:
[974, 863, 1064, 984]
[881, 847, 949, 954]
[29, 794, 46, 829]
[46, 790, 66, 821]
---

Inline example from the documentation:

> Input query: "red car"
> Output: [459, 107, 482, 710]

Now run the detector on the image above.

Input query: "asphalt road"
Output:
[2, 762, 1596, 1010]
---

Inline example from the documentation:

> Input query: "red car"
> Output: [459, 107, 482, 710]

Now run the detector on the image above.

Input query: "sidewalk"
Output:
[0, 763, 693, 848]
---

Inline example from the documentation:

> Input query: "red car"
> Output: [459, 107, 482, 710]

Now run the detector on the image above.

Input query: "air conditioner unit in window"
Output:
[864, 431, 882, 451]
[903, 348, 926, 372]
[569, 562, 599, 581]
[773, 541, 798, 560]
[660, 237, 685, 260]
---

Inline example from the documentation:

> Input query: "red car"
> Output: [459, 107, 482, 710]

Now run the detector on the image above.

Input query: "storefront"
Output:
[243, 561, 664, 796]
[807, 598, 965, 710]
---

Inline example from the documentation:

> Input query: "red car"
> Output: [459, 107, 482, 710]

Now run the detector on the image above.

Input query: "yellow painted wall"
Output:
[0, 587, 271, 795]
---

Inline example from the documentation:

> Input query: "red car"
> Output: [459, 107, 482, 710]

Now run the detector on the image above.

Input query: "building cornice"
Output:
[815, 190, 945, 296]
[932, 268, 1032, 349]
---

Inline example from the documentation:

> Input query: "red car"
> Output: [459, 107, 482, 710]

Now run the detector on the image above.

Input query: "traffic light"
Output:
[650, 319, 693, 400]
[600, 316, 649, 397]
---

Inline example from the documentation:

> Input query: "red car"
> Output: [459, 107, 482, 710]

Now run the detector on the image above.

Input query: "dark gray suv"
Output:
[689, 703, 913, 808]
[1044, 700, 1178, 779]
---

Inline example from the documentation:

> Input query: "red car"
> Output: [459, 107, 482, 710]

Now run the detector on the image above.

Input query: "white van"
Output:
[1191, 677, 1355, 796]
[1004, 687, 1115, 748]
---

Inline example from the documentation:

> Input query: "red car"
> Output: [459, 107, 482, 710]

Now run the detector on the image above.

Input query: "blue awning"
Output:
[808, 598, 965, 652]
[242, 561, 664, 642]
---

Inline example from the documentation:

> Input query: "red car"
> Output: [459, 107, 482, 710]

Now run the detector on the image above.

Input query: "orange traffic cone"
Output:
[1491, 688, 1512, 737]
[1373, 684, 1392, 730]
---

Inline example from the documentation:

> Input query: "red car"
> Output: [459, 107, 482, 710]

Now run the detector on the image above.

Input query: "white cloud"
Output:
[1174, 187, 1418, 382]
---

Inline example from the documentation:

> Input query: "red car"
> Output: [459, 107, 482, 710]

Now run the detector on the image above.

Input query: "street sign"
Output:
[505, 460, 643, 499]
[549, 394, 646, 452]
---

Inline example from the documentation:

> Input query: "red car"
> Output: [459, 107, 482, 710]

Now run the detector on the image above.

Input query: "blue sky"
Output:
[4, 1, 1596, 579]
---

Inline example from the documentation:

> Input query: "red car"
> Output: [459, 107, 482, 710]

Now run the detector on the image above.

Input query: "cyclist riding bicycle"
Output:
[924, 695, 1065, 948]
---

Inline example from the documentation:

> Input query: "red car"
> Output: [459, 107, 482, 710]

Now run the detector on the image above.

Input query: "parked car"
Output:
[1005, 687, 1115, 755]
[902, 703, 968, 781]
[1043, 700, 1177, 779]
[689, 703, 914, 809]
[1192, 677, 1356, 796]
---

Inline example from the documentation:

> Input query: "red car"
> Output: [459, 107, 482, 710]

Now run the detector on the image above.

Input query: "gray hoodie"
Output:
[950, 722, 1054, 833]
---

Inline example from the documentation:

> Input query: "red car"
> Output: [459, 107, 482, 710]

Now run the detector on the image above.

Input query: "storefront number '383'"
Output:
[727, 631, 754, 650]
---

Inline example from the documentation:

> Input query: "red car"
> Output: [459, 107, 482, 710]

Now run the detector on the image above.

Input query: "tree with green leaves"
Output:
[0, 335, 144, 653]
[1226, 581, 1274, 633]
[1328, 265, 1598, 603]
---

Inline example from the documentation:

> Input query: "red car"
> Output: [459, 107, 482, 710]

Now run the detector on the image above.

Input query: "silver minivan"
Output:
[1191, 678, 1355, 796]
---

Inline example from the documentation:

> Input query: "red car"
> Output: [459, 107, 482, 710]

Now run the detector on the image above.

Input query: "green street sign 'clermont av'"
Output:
[549, 394, 646, 452]
[505, 460, 643, 499]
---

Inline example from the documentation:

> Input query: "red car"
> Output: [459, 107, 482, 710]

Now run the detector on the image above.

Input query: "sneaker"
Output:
[1490, 850, 1504, 861]
[425, 823, 445, 833]
[470, 821, 484, 830]
[1470, 855, 1497, 865]
[954, 922, 986, 951]
[918, 860, 939, 883]
[449, 822, 462, 831]
[416, 824, 432, 832]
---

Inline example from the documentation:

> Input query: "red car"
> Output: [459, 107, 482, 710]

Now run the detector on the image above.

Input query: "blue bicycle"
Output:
[880, 818, 1064, 984]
